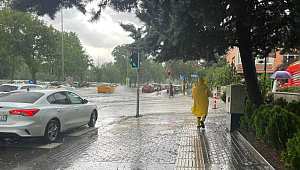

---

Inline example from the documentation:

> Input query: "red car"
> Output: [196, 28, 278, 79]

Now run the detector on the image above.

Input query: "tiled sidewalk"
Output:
[175, 99, 273, 170]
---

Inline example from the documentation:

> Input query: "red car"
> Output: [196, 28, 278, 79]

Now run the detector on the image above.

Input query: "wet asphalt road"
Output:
[0, 86, 193, 170]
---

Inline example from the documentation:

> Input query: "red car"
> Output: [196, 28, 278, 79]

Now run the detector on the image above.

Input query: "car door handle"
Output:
[75, 107, 79, 110]
[57, 109, 63, 113]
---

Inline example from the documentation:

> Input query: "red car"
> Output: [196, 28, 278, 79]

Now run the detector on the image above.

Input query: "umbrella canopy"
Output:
[270, 71, 293, 79]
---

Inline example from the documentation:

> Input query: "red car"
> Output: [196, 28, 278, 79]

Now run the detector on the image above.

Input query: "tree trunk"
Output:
[31, 72, 36, 84]
[237, 21, 263, 107]
[10, 66, 15, 82]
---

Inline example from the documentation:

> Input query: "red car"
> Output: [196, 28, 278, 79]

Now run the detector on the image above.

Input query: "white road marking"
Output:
[68, 127, 96, 137]
[36, 143, 62, 149]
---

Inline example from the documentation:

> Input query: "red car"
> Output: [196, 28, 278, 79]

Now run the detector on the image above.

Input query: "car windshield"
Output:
[0, 85, 18, 92]
[0, 92, 44, 103]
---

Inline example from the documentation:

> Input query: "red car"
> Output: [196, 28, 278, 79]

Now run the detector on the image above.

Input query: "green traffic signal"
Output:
[130, 53, 139, 69]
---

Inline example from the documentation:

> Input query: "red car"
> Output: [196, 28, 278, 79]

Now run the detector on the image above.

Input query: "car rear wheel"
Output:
[88, 111, 97, 127]
[44, 119, 59, 143]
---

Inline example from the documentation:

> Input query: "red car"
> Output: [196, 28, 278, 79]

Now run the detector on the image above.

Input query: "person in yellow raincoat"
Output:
[191, 77, 212, 128]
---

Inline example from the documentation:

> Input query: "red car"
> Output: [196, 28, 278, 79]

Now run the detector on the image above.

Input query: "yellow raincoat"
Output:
[191, 77, 212, 121]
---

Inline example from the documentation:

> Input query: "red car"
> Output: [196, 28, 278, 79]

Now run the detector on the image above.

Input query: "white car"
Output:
[0, 89, 97, 143]
[37, 82, 50, 89]
[0, 84, 43, 96]
[58, 83, 75, 90]
[7, 80, 25, 84]
[49, 82, 75, 90]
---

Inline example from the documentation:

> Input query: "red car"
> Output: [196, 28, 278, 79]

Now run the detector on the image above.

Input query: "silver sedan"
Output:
[0, 89, 97, 143]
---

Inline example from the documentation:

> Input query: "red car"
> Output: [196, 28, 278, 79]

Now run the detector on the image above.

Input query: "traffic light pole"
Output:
[136, 53, 140, 118]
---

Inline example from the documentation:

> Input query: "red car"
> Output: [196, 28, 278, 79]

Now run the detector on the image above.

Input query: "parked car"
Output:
[142, 84, 153, 93]
[0, 84, 43, 96]
[174, 85, 182, 93]
[91, 82, 98, 87]
[97, 83, 115, 93]
[49, 82, 75, 90]
[7, 80, 25, 84]
[72, 82, 79, 88]
[37, 82, 50, 89]
[58, 83, 75, 90]
[167, 86, 175, 93]
[151, 83, 160, 91]
[0, 89, 97, 143]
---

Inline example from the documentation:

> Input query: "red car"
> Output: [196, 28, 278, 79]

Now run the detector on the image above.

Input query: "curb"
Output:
[234, 130, 276, 170]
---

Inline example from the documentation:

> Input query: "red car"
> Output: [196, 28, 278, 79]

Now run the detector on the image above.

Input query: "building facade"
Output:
[226, 47, 299, 74]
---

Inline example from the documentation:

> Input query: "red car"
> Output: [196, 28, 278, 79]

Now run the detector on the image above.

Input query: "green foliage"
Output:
[273, 97, 288, 108]
[204, 60, 241, 87]
[240, 99, 256, 132]
[282, 131, 300, 170]
[166, 60, 194, 82]
[264, 92, 274, 105]
[277, 86, 300, 93]
[285, 100, 300, 117]
[0, 8, 60, 83]
[253, 105, 272, 140]
[265, 106, 300, 149]
[258, 73, 272, 99]
[221, 89, 226, 103]
[100, 64, 121, 83]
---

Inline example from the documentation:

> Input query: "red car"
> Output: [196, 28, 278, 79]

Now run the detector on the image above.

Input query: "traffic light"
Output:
[130, 53, 139, 69]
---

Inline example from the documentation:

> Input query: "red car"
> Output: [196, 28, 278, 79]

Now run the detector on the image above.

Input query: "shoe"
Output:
[200, 121, 205, 128]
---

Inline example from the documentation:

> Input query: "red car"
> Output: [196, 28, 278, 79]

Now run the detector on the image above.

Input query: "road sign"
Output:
[191, 74, 198, 78]
[29, 79, 34, 84]
[180, 76, 185, 81]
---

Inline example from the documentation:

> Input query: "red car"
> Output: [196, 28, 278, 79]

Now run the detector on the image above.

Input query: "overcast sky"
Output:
[42, 5, 142, 66]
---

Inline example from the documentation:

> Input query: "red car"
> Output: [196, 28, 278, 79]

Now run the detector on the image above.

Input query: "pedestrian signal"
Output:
[130, 53, 139, 69]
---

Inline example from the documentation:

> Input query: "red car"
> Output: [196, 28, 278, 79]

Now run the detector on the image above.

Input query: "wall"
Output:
[273, 92, 300, 103]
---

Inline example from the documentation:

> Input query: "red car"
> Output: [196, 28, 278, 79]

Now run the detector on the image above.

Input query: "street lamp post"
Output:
[61, 6, 64, 82]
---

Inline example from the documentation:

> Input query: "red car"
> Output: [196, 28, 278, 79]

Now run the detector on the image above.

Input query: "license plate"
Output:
[0, 115, 7, 122]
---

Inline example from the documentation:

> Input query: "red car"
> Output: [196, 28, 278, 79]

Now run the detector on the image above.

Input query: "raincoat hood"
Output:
[198, 77, 205, 85]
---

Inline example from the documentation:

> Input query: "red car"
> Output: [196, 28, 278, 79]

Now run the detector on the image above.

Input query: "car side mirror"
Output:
[82, 99, 88, 104]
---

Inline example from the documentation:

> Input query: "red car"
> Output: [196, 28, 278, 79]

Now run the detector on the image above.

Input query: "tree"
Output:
[166, 60, 195, 82]
[63, 32, 90, 80]
[11, 0, 300, 106]
[134, 0, 300, 106]
[112, 44, 131, 84]
[100, 64, 121, 83]
[204, 60, 241, 88]
[0, 8, 59, 83]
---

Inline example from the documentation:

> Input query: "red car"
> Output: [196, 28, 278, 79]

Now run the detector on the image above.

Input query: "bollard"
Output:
[212, 87, 218, 109]
[212, 92, 218, 109]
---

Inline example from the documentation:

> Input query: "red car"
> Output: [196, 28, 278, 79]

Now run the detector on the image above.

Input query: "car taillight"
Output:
[57, 86, 61, 88]
[9, 109, 40, 116]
